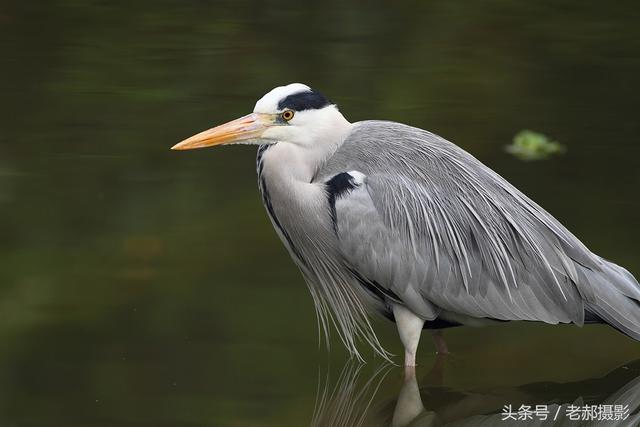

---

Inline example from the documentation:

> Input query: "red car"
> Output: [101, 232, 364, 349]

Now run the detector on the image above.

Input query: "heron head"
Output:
[172, 83, 350, 150]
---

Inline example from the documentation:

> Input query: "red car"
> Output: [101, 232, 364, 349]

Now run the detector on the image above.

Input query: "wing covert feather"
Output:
[319, 121, 605, 324]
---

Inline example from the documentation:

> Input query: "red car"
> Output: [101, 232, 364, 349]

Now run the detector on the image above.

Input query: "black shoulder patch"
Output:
[278, 90, 332, 111]
[326, 172, 357, 232]
[326, 172, 356, 198]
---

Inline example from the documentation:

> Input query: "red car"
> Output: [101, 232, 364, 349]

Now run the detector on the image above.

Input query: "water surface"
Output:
[1, 1, 639, 425]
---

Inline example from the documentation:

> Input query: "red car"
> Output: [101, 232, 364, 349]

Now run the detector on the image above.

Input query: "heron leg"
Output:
[422, 352, 449, 387]
[392, 304, 425, 367]
[392, 365, 425, 427]
[431, 330, 449, 355]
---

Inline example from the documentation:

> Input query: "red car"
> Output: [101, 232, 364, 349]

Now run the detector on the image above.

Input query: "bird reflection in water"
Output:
[312, 358, 640, 426]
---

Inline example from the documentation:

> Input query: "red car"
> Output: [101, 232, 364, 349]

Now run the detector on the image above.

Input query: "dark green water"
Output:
[1, 1, 639, 426]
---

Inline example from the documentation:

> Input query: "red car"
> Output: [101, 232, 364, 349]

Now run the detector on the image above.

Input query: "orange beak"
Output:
[171, 113, 273, 150]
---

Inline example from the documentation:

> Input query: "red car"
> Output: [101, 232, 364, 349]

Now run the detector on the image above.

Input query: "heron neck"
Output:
[257, 141, 336, 259]
[256, 120, 352, 247]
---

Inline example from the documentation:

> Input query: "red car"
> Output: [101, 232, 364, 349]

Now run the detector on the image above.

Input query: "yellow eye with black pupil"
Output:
[281, 110, 294, 121]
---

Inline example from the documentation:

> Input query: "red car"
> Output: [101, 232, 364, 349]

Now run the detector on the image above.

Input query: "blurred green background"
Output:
[1, 1, 639, 426]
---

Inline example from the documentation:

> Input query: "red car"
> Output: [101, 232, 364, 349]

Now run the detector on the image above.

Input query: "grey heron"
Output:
[172, 83, 640, 366]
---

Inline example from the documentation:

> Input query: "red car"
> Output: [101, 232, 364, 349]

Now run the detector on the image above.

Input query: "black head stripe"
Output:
[277, 90, 332, 112]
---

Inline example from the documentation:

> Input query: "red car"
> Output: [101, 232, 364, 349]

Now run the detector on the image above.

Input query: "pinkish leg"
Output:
[423, 352, 448, 387]
[431, 330, 450, 355]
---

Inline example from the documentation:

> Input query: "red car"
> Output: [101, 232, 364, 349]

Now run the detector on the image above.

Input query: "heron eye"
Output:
[281, 110, 295, 121]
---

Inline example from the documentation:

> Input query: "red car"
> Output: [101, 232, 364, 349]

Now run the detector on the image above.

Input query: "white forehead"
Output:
[253, 83, 311, 113]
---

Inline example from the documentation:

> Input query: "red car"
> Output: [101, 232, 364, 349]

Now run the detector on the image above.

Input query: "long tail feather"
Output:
[582, 258, 640, 340]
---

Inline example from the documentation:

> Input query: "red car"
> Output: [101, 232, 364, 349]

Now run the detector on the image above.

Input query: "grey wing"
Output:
[333, 172, 586, 324]
[320, 121, 640, 332]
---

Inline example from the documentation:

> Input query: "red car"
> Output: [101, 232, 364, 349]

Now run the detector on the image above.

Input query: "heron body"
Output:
[173, 83, 640, 366]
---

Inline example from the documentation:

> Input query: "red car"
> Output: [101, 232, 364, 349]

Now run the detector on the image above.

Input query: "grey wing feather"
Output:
[318, 121, 640, 332]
